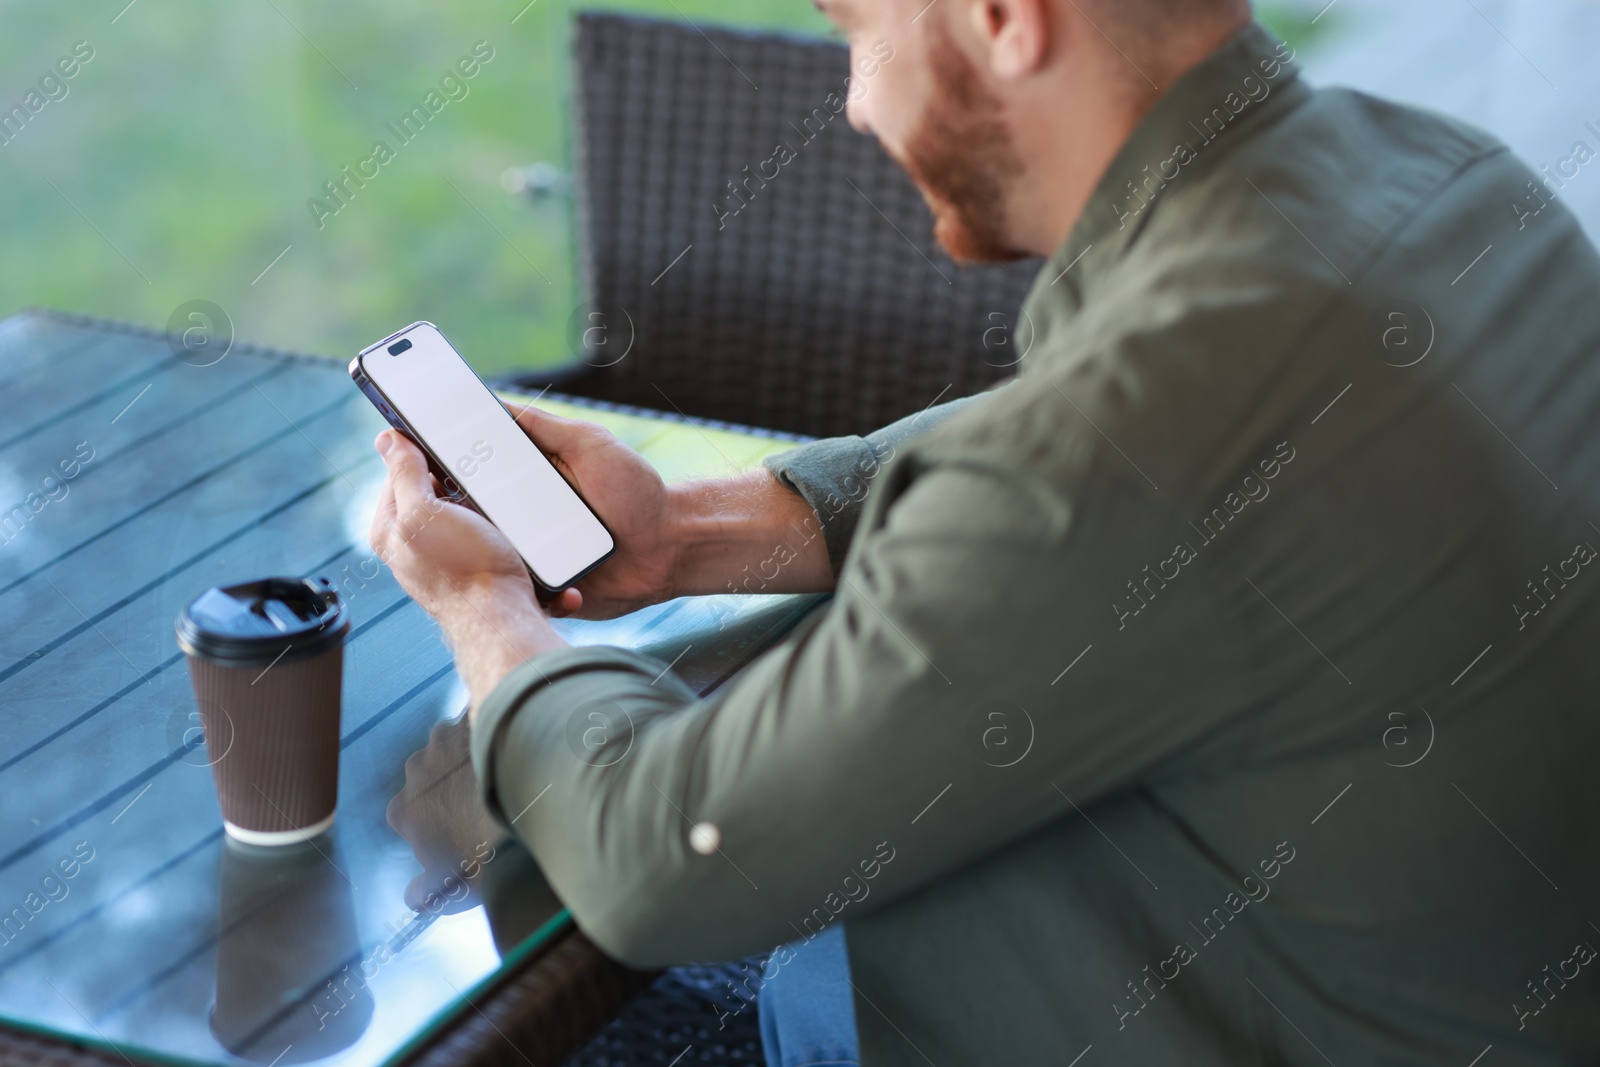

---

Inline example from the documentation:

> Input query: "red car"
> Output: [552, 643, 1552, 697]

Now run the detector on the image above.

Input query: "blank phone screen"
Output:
[362, 324, 614, 589]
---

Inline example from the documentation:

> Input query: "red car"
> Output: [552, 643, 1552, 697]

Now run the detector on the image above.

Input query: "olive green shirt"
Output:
[473, 22, 1600, 1065]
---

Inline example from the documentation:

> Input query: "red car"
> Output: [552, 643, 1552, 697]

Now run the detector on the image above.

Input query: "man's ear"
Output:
[967, 0, 1050, 80]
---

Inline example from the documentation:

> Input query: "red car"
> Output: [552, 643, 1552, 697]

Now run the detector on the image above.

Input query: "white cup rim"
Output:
[222, 812, 335, 847]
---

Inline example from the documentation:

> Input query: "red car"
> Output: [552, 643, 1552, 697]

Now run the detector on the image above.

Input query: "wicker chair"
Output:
[513, 12, 1042, 440]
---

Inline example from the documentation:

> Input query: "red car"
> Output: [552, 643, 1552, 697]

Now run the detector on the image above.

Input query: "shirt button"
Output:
[689, 822, 721, 855]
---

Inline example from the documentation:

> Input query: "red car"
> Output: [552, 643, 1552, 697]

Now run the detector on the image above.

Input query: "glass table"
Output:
[0, 310, 825, 1066]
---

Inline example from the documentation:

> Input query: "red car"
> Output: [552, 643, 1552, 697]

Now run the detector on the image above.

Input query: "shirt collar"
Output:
[1022, 22, 1309, 327]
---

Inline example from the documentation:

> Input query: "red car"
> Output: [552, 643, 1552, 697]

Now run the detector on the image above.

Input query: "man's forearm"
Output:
[664, 469, 835, 598]
[653, 394, 992, 602]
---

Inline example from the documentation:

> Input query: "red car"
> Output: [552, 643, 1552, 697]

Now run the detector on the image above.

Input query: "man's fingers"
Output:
[369, 435, 399, 553]
[378, 430, 440, 518]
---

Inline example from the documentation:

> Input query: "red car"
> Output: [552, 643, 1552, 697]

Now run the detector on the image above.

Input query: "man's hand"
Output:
[502, 402, 682, 619]
[368, 429, 541, 615]
[368, 429, 571, 718]
[370, 398, 838, 692]
[505, 402, 837, 612]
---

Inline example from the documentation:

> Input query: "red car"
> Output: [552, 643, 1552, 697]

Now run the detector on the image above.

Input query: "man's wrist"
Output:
[431, 575, 569, 721]
[661, 481, 730, 600]
[661, 471, 833, 597]
[433, 574, 542, 636]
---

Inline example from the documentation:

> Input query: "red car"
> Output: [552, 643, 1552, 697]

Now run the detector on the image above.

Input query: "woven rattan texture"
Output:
[0, 1030, 130, 1067]
[561, 958, 766, 1066]
[571, 13, 1041, 439]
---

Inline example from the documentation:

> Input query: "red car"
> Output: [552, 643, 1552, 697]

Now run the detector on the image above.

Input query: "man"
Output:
[372, 0, 1600, 1062]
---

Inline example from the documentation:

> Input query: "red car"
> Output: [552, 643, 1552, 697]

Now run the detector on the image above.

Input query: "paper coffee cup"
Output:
[176, 577, 349, 846]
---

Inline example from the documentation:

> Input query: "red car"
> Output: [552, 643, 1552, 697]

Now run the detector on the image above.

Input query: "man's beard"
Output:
[889, 31, 1030, 264]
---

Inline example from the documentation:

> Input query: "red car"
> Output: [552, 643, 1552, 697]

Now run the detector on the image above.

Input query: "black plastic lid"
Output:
[176, 577, 349, 667]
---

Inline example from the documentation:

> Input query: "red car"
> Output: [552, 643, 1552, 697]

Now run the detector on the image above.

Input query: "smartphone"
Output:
[350, 321, 615, 596]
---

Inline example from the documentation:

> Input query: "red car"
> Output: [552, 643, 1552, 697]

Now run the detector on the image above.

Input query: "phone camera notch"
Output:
[387, 338, 413, 356]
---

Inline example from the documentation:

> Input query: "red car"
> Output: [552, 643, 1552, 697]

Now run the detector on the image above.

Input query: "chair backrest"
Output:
[570, 12, 1042, 439]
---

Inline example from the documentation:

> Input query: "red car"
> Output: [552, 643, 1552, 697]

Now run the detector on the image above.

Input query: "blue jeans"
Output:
[758, 923, 862, 1067]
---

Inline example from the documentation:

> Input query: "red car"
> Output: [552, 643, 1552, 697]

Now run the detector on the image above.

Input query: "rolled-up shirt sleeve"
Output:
[470, 646, 694, 830]
[761, 392, 987, 577]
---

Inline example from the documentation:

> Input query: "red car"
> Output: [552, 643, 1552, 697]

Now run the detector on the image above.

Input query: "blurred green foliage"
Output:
[0, 2, 1325, 377]
[0, 0, 830, 376]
